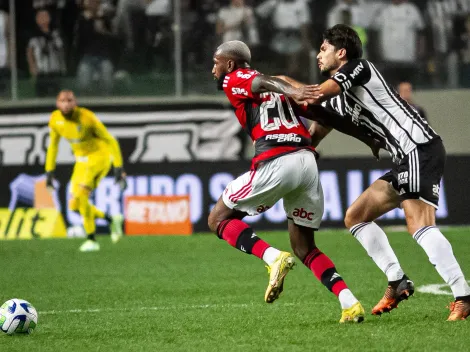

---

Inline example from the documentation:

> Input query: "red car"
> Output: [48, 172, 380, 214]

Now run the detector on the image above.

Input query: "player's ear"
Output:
[227, 60, 235, 73]
[337, 48, 347, 60]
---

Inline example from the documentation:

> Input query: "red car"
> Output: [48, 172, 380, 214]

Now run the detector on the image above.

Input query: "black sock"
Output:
[389, 274, 407, 289]
[87, 233, 96, 241]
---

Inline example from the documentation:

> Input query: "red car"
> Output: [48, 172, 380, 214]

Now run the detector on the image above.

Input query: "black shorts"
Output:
[379, 138, 445, 208]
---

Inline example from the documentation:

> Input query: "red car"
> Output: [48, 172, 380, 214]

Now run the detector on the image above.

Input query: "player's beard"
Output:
[216, 73, 227, 91]
[320, 66, 333, 77]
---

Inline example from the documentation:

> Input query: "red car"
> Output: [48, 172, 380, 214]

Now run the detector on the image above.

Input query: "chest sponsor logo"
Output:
[265, 133, 302, 143]
[231, 87, 248, 96]
[344, 102, 362, 126]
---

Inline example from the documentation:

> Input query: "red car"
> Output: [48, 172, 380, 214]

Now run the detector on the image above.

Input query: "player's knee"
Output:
[344, 206, 362, 229]
[207, 211, 219, 234]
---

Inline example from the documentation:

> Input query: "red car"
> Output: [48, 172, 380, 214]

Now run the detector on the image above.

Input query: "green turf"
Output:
[1, 227, 469, 351]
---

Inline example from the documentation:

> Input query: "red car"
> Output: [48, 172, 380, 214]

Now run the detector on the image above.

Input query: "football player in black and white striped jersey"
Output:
[297, 24, 470, 320]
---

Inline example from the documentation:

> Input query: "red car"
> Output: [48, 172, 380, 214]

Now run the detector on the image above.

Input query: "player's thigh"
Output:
[288, 220, 316, 261]
[344, 179, 401, 228]
[222, 158, 296, 218]
[70, 157, 110, 195]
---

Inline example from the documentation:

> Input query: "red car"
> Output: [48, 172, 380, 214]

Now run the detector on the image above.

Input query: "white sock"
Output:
[350, 222, 405, 282]
[414, 226, 470, 298]
[338, 289, 359, 309]
[262, 247, 281, 266]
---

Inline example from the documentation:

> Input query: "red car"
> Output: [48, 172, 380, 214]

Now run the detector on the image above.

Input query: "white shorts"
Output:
[223, 150, 324, 229]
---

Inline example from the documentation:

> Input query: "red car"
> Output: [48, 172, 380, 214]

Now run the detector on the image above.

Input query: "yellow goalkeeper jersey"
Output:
[45, 107, 123, 172]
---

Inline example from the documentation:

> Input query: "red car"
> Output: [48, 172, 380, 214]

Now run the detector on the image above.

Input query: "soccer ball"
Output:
[0, 299, 38, 335]
[67, 225, 86, 238]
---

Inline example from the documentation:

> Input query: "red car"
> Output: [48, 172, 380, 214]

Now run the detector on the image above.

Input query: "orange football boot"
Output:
[447, 299, 470, 321]
[372, 276, 414, 315]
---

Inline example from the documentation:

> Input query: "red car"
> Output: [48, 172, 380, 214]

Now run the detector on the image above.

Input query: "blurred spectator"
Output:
[426, 0, 464, 87]
[337, 7, 369, 58]
[371, 0, 425, 85]
[327, 0, 369, 29]
[458, 13, 470, 87]
[27, 10, 66, 97]
[145, 0, 171, 68]
[0, 7, 9, 97]
[74, 0, 118, 95]
[256, 0, 312, 80]
[216, 0, 259, 46]
[114, 0, 146, 52]
[194, 0, 221, 67]
[397, 81, 428, 120]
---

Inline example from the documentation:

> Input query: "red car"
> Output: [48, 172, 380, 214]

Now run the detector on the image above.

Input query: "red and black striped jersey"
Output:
[222, 68, 314, 169]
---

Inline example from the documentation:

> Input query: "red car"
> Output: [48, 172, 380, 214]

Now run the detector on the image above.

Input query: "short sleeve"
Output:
[297, 1, 311, 25]
[330, 59, 371, 92]
[223, 70, 259, 104]
[410, 4, 425, 30]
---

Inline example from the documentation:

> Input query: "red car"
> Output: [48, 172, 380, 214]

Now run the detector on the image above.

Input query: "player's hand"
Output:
[292, 85, 323, 106]
[46, 172, 55, 191]
[114, 167, 127, 191]
[370, 138, 385, 161]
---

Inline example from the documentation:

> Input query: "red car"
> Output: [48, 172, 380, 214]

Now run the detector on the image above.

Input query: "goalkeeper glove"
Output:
[46, 171, 55, 191]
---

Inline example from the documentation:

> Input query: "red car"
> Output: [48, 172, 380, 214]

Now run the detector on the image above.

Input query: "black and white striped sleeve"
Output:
[330, 59, 372, 92]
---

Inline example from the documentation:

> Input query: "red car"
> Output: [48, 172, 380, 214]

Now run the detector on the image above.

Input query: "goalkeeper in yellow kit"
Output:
[45, 90, 127, 252]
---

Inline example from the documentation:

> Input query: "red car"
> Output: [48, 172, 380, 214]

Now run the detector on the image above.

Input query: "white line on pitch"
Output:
[40, 302, 298, 315]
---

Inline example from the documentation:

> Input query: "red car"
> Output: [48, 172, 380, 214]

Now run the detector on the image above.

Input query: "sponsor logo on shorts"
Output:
[256, 205, 270, 213]
[265, 133, 302, 143]
[292, 207, 314, 220]
[398, 171, 409, 185]
[433, 184, 440, 197]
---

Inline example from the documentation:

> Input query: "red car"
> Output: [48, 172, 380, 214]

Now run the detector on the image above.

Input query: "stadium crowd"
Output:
[0, 0, 469, 97]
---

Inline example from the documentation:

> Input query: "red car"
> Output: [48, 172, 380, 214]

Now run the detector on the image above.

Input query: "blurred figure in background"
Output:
[327, 0, 368, 29]
[397, 81, 428, 121]
[0, 6, 9, 98]
[216, 0, 259, 45]
[256, 0, 312, 81]
[145, 0, 171, 68]
[46, 90, 126, 252]
[74, 0, 117, 95]
[371, 0, 425, 86]
[457, 12, 470, 87]
[27, 10, 66, 97]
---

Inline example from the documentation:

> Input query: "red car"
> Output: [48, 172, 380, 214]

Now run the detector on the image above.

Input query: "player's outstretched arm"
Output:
[45, 126, 61, 190]
[275, 75, 305, 89]
[251, 74, 321, 105]
[307, 79, 342, 105]
[305, 105, 384, 160]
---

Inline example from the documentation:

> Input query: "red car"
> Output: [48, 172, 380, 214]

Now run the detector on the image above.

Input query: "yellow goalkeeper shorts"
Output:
[70, 153, 112, 194]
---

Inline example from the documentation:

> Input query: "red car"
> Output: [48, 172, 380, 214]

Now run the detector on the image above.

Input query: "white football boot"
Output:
[110, 214, 124, 244]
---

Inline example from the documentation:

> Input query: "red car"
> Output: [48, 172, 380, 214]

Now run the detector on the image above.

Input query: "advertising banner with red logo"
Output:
[124, 195, 192, 236]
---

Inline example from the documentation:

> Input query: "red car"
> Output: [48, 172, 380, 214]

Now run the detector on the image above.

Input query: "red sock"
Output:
[217, 219, 270, 259]
[303, 248, 348, 296]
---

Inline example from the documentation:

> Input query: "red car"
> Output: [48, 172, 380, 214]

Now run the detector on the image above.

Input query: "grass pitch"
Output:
[1, 227, 469, 351]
